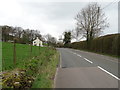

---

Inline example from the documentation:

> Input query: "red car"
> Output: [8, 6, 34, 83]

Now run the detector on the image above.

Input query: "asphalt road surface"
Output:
[55, 48, 119, 88]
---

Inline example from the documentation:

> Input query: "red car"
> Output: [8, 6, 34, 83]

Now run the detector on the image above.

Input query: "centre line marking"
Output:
[77, 54, 82, 57]
[97, 66, 120, 80]
[73, 52, 77, 55]
[70, 51, 93, 64]
[84, 58, 93, 63]
[72, 52, 82, 57]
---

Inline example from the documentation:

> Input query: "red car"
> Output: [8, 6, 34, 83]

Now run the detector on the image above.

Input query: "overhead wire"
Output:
[102, 0, 118, 9]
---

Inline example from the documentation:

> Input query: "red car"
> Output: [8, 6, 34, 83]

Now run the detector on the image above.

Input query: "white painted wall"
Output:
[33, 37, 43, 47]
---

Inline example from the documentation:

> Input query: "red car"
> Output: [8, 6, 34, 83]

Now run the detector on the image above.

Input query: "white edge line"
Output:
[84, 58, 93, 64]
[59, 52, 62, 68]
[54, 68, 59, 88]
[97, 66, 120, 80]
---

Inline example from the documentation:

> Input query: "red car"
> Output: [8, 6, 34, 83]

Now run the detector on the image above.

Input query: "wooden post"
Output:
[30, 30, 33, 57]
[13, 38, 16, 65]
[39, 44, 40, 54]
[30, 41, 32, 56]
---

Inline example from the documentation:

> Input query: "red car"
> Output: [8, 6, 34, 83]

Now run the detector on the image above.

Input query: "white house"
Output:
[33, 37, 43, 47]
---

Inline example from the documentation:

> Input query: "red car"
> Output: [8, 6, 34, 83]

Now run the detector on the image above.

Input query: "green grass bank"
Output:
[1, 42, 59, 88]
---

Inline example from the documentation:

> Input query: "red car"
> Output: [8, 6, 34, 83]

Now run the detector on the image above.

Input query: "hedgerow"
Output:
[70, 34, 120, 56]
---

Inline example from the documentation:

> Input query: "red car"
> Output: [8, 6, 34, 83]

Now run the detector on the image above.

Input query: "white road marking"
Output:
[59, 52, 62, 68]
[77, 54, 82, 57]
[73, 52, 77, 55]
[97, 66, 120, 80]
[73, 53, 82, 57]
[54, 68, 59, 88]
[70, 51, 81, 57]
[69, 51, 77, 55]
[60, 49, 119, 81]
[74, 49, 119, 63]
[84, 58, 93, 64]
[70, 51, 93, 64]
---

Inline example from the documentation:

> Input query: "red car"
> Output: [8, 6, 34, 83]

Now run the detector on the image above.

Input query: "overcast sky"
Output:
[0, 0, 118, 41]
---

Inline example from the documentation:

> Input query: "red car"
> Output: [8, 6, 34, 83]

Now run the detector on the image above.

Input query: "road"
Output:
[55, 48, 119, 88]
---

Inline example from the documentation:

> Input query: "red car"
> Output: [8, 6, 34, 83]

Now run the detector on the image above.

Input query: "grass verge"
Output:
[32, 50, 59, 88]
[2, 42, 59, 88]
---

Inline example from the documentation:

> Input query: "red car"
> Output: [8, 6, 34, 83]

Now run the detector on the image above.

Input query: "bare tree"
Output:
[44, 34, 57, 46]
[71, 27, 84, 42]
[14, 27, 23, 38]
[75, 3, 109, 43]
[2, 25, 12, 41]
[50, 37, 57, 44]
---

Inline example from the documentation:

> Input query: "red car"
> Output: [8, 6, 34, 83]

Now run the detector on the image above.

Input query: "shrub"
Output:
[2, 69, 34, 88]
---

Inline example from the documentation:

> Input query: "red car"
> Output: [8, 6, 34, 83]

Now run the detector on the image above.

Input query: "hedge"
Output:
[70, 34, 120, 56]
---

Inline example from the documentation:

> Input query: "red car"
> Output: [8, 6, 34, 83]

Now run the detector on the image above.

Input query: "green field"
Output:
[2, 42, 48, 70]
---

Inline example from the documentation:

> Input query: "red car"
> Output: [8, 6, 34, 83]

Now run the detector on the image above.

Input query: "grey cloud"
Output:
[0, 1, 118, 40]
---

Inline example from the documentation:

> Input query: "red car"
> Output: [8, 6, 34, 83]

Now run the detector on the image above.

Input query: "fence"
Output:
[2, 42, 42, 70]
